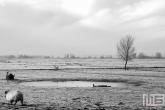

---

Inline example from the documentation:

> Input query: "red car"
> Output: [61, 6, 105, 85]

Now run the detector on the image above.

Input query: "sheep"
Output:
[5, 90, 23, 106]
[6, 72, 15, 80]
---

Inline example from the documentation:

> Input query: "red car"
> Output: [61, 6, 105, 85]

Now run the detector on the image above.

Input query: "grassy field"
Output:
[0, 59, 165, 110]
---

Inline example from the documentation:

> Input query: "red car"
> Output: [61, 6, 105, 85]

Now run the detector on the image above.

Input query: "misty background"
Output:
[0, 0, 165, 57]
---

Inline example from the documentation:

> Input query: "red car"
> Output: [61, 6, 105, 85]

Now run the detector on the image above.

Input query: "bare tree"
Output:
[117, 35, 135, 70]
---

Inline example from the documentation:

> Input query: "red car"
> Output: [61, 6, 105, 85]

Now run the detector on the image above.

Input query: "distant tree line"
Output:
[64, 54, 113, 59]
[64, 54, 76, 59]
[133, 52, 164, 59]
[0, 53, 164, 59]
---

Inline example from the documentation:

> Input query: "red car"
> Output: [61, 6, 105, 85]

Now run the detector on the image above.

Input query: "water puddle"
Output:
[20, 81, 128, 87]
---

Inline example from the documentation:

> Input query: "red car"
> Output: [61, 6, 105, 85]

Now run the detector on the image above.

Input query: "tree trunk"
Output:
[124, 60, 128, 70]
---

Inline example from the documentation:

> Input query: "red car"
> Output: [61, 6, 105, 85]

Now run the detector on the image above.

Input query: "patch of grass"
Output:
[127, 80, 145, 86]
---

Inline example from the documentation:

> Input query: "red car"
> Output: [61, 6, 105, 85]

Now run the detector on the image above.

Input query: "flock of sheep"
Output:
[5, 71, 24, 106]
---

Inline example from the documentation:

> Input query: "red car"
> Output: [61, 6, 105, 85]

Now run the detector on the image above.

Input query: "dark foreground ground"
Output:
[0, 67, 165, 110]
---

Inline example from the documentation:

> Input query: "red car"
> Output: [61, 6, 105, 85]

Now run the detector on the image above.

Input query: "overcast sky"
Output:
[0, 0, 165, 57]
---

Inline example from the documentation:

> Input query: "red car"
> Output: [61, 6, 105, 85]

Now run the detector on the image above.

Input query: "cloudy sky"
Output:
[0, 0, 165, 57]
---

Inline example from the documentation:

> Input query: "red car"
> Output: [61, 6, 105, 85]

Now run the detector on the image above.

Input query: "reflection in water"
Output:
[20, 81, 128, 87]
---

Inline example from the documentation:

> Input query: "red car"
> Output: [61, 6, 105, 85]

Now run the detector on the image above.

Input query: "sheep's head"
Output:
[4, 90, 9, 97]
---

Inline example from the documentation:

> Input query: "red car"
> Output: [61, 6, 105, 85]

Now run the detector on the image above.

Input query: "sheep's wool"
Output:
[6, 90, 23, 102]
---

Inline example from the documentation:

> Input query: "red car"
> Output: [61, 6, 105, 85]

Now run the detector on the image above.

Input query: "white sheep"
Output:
[5, 90, 23, 106]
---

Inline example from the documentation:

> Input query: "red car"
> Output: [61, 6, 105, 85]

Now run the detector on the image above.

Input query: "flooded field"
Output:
[0, 58, 165, 110]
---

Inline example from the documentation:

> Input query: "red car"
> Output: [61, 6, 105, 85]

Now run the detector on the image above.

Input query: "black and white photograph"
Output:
[0, 0, 165, 109]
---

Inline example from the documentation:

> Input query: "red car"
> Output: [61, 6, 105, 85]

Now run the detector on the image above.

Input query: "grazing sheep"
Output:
[5, 90, 23, 106]
[6, 72, 15, 80]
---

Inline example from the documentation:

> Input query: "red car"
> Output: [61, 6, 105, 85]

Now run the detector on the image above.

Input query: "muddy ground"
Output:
[0, 59, 165, 110]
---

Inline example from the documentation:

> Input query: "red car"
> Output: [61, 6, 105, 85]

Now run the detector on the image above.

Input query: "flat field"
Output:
[0, 59, 165, 110]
